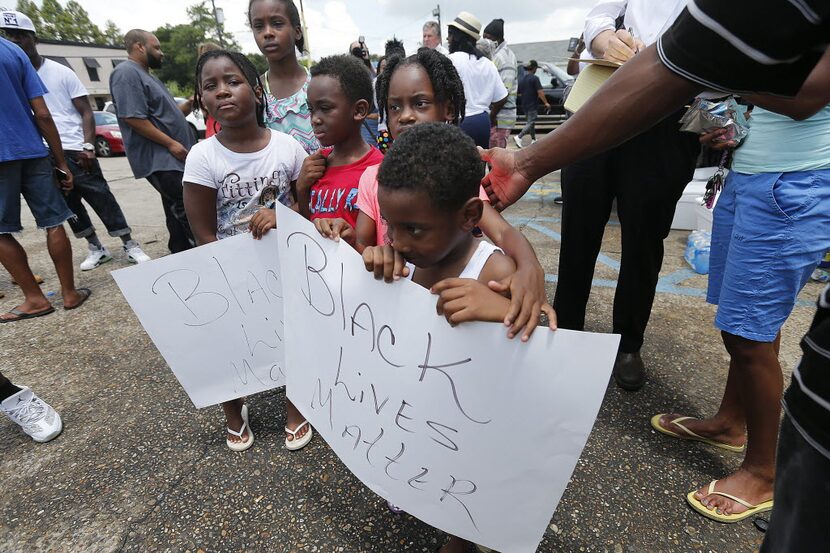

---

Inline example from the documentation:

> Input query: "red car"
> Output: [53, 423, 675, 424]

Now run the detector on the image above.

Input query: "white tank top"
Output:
[407, 240, 502, 281]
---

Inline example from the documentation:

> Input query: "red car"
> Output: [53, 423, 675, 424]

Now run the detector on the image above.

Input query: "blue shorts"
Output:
[708, 169, 830, 342]
[0, 156, 74, 233]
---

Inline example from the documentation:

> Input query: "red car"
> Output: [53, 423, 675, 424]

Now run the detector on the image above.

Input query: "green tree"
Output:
[102, 20, 122, 47]
[14, 0, 43, 34]
[19, 0, 116, 44]
[248, 52, 268, 76]
[153, 1, 241, 93]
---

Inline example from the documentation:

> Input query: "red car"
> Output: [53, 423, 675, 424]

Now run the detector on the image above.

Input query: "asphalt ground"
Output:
[0, 153, 819, 552]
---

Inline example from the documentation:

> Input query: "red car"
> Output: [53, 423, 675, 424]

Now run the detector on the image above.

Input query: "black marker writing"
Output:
[384, 442, 406, 480]
[440, 476, 479, 530]
[419, 333, 491, 425]
[285, 232, 335, 316]
[407, 467, 429, 490]
[151, 269, 229, 327]
[426, 420, 460, 452]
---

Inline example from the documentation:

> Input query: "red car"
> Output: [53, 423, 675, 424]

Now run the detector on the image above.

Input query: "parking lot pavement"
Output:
[0, 155, 815, 551]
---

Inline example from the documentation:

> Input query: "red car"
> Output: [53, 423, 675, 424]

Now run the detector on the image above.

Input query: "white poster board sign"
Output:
[113, 233, 285, 408]
[276, 204, 619, 553]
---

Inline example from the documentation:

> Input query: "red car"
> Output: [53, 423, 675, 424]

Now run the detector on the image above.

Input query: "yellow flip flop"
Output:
[650, 414, 746, 453]
[686, 480, 773, 523]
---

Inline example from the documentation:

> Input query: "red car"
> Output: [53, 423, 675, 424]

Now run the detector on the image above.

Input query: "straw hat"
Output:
[447, 11, 481, 40]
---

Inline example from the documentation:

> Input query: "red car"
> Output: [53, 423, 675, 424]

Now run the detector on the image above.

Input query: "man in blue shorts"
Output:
[0, 29, 91, 322]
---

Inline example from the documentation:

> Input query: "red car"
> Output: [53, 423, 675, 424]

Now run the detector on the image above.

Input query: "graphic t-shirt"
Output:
[183, 129, 307, 239]
[309, 147, 384, 228]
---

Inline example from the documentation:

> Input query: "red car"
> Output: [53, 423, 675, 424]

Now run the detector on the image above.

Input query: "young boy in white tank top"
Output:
[363, 123, 519, 330]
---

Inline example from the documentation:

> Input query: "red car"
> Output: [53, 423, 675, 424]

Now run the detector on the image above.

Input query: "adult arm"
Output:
[182, 183, 217, 246]
[122, 117, 189, 161]
[478, 203, 556, 339]
[481, 45, 702, 210]
[743, 49, 830, 121]
[489, 95, 508, 126]
[71, 96, 97, 170]
[30, 96, 72, 190]
[567, 37, 586, 76]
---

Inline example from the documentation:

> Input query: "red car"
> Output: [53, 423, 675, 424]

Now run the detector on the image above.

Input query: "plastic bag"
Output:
[684, 230, 711, 275]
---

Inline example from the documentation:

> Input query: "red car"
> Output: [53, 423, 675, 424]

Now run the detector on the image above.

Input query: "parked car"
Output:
[516, 61, 574, 116]
[93, 111, 125, 157]
[103, 97, 205, 142]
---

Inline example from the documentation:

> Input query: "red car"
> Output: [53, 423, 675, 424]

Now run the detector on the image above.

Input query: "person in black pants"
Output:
[110, 29, 195, 254]
[555, 110, 698, 389]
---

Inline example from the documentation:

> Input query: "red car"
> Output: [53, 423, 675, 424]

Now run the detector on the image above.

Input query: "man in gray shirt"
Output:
[110, 29, 195, 253]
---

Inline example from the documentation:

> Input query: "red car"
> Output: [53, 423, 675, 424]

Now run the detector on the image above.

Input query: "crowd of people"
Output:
[1, 0, 830, 551]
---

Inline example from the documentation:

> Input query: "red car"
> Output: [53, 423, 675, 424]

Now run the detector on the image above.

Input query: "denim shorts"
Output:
[0, 156, 74, 233]
[707, 169, 830, 342]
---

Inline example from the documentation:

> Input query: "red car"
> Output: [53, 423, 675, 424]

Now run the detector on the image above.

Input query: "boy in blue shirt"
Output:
[0, 31, 91, 321]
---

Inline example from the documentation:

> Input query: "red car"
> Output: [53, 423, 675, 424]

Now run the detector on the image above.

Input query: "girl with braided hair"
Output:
[184, 50, 313, 452]
[314, 47, 555, 342]
[248, 0, 320, 154]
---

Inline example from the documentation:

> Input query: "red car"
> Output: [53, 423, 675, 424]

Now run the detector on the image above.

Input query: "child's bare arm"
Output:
[355, 210, 377, 254]
[296, 152, 326, 219]
[362, 245, 410, 282]
[183, 183, 218, 246]
[432, 278, 511, 325]
[478, 203, 556, 338]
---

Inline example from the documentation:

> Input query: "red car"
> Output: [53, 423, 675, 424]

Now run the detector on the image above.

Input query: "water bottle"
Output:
[684, 230, 711, 275]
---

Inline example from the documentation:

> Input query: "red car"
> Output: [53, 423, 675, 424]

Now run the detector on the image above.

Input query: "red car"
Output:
[93, 111, 125, 157]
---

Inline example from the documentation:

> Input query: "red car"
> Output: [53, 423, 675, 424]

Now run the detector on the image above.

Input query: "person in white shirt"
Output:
[422, 20, 448, 56]
[552, 0, 698, 391]
[446, 11, 508, 148]
[5, 15, 151, 270]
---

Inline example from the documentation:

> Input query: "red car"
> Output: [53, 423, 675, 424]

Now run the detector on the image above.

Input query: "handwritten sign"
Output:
[276, 204, 620, 553]
[112, 233, 285, 408]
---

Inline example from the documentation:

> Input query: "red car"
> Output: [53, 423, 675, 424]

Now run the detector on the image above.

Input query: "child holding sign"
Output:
[182, 50, 313, 452]
[365, 122, 519, 552]
[295, 55, 384, 231]
[316, 48, 555, 341]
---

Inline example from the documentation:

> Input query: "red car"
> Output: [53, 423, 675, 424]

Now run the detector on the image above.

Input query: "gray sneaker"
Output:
[1, 386, 63, 442]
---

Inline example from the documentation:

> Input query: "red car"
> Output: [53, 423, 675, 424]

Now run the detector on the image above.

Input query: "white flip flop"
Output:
[285, 419, 313, 451]
[226, 404, 254, 452]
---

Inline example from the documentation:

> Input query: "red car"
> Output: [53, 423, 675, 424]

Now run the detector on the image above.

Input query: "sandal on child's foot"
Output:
[226, 404, 254, 452]
[285, 419, 313, 451]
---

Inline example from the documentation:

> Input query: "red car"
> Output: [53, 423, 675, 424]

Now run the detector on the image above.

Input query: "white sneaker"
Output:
[123, 242, 151, 264]
[1, 386, 63, 442]
[80, 245, 112, 271]
[513, 135, 523, 149]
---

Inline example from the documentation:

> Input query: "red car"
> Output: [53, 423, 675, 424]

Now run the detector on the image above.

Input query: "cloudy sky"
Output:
[56, 0, 596, 59]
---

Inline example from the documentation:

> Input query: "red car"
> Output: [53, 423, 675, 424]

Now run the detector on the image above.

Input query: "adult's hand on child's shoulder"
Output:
[432, 278, 510, 326]
[314, 217, 356, 246]
[362, 245, 409, 282]
[249, 207, 277, 239]
[297, 151, 326, 191]
[489, 269, 557, 342]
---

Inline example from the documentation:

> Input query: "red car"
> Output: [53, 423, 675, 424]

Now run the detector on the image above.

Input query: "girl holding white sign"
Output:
[182, 50, 313, 452]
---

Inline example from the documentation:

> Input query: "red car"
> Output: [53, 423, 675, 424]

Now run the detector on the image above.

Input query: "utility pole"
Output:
[298, 0, 310, 63]
[432, 4, 441, 35]
[210, 0, 225, 47]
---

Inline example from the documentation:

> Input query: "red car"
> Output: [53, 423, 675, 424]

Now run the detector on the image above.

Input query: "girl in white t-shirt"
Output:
[183, 50, 312, 452]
